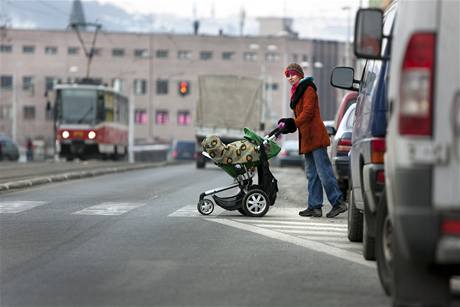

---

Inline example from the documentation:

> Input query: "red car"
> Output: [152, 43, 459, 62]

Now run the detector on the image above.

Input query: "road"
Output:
[0, 163, 389, 307]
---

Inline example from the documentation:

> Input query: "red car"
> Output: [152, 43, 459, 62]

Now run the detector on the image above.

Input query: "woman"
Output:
[279, 63, 347, 218]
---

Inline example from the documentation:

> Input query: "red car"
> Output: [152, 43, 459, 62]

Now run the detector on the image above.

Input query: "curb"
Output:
[0, 162, 169, 193]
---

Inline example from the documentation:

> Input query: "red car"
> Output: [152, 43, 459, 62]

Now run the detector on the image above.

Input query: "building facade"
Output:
[0, 28, 345, 149]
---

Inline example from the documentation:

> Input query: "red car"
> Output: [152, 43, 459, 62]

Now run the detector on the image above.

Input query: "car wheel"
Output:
[375, 189, 392, 296]
[392, 214, 451, 306]
[347, 189, 363, 242]
[362, 206, 376, 261]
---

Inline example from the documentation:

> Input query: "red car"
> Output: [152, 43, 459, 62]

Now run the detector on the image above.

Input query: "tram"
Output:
[54, 81, 129, 160]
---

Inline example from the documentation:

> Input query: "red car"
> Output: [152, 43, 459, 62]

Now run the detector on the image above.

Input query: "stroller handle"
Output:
[261, 122, 285, 145]
[267, 122, 285, 138]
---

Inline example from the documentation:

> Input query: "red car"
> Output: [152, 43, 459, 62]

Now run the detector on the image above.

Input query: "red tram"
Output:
[54, 82, 129, 160]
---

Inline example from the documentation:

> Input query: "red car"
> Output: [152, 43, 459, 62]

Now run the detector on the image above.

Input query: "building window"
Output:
[135, 109, 148, 124]
[111, 78, 124, 92]
[23, 106, 36, 120]
[45, 104, 54, 121]
[93, 48, 102, 56]
[22, 76, 34, 94]
[23, 45, 35, 54]
[134, 49, 149, 58]
[0, 105, 12, 120]
[156, 79, 168, 95]
[200, 51, 213, 60]
[45, 77, 60, 92]
[243, 52, 257, 62]
[292, 54, 298, 62]
[265, 52, 280, 63]
[265, 83, 279, 91]
[302, 54, 309, 62]
[177, 110, 191, 126]
[68, 47, 79, 55]
[112, 48, 125, 57]
[177, 50, 192, 60]
[133, 79, 147, 95]
[0, 44, 12, 53]
[45, 46, 58, 55]
[222, 51, 235, 60]
[156, 49, 169, 58]
[155, 110, 169, 125]
[0, 75, 13, 90]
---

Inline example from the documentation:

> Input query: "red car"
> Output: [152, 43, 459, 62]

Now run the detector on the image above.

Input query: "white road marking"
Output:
[0, 201, 47, 214]
[297, 235, 350, 242]
[232, 219, 347, 228]
[73, 202, 145, 216]
[252, 223, 347, 232]
[168, 204, 228, 217]
[271, 229, 347, 236]
[208, 218, 374, 268]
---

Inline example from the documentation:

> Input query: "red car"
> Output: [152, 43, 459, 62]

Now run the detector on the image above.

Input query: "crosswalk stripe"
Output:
[297, 235, 350, 242]
[252, 224, 346, 232]
[73, 202, 144, 216]
[271, 229, 347, 236]
[328, 242, 362, 250]
[232, 219, 347, 228]
[0, 201, 47, 214]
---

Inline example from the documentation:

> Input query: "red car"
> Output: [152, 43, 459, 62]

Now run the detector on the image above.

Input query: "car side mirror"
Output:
[326, 126, 336, 136]
[330, 67, 359, 91]
[354, 8, 384, 59]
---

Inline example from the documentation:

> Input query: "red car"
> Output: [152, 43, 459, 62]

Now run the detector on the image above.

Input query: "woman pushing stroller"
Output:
[278, 63, 347, 218]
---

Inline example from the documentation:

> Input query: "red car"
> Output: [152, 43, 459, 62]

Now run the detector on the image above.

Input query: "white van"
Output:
[354, 0, 460, 305]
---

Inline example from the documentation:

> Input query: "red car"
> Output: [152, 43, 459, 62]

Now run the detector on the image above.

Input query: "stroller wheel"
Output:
[242, 189, 269, 217]
[197, 199, 214, 215]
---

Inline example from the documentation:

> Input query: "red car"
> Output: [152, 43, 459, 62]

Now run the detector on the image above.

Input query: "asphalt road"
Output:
[1, 163, 391, 307]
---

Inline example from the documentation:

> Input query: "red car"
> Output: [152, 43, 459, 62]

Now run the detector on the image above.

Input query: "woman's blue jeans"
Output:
[304, 147, 343, 209]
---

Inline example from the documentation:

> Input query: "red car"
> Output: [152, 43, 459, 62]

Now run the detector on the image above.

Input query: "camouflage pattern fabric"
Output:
[202, 135, 259, 165]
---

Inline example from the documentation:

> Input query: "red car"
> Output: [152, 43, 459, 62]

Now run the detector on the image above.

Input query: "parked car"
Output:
[168, 140, 196, 161]
[335, 92, 358, 129]
[330, 3, 396, 261]
[323, 120, 336, 136]
[0, 135, 20, 161]
[330, 103, 356, 199]
[357, 1, 460, 305]
[273, 139, 304, 168]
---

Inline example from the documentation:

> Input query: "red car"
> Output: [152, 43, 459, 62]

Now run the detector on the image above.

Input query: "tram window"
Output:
[105, 93, 114, 122]
[97, 92, 105, 122]
[60, 89, 97, 124]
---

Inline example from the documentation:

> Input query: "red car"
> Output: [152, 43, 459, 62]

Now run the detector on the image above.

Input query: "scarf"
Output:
[289, 76, 316, 110]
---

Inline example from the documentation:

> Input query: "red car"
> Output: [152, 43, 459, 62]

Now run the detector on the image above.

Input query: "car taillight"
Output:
[376, 170, 385, 184]
[172, 150, 177, 158]
[337, 138, 352, 153]
[399, 32, 436, 136]
[280, 150, 288, 157]
[441, 220, 460, 235]
[371, 138, 385, 163]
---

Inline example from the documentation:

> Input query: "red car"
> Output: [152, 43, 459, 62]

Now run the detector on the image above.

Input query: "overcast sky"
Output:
[95, 0, 363, 19]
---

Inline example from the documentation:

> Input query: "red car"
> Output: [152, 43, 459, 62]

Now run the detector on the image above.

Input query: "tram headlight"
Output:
[88, 131, 96, 140]
[62, 131, 70, 139]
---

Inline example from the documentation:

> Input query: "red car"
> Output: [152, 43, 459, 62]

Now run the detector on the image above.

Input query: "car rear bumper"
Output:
[332, 156, 349, 181]
[391, 167, 460, 267]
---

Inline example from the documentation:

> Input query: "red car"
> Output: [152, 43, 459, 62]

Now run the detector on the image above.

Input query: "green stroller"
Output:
[197, 125, 284, 217]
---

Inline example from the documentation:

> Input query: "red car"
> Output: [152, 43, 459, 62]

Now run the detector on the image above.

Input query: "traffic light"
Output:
[178, 81, 190, 96]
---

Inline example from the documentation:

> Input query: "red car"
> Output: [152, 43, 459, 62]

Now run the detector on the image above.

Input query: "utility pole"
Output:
[342, 6, 352, 67]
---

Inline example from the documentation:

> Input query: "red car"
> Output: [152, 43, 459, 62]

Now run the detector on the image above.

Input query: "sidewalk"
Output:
[0, 160, 168, 193]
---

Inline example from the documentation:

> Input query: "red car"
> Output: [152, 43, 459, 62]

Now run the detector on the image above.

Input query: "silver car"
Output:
[0, 135, 20, 161]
